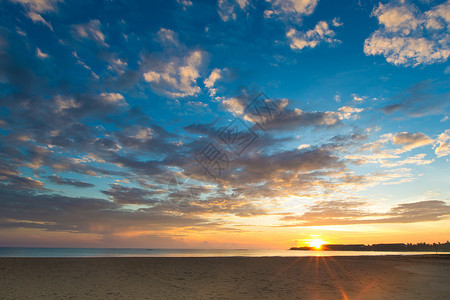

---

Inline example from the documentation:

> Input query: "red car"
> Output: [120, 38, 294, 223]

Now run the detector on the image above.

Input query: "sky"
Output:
[0, 0, 449, 249]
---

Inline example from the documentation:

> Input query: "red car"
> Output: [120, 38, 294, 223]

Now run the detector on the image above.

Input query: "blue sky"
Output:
[0, 0, 449, 248]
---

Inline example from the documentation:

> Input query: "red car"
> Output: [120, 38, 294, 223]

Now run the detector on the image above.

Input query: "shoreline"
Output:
[1, 255, 449, 299]
[0, 247, 445, 258]
[1, 253, 449, 259]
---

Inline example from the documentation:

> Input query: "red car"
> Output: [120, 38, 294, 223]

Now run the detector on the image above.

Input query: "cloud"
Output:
[0, 164, 45, 190]
[391, 132, 433, 152]
[0, 187, 211, 235]
[107, 57, 128, 75]
[143, 50, 205, 98]
[337, 106, 363, 120]
[425, 1, 450, 30]
[352, 94, 367, 102]
[47, 174, 95, 188]
[280, 200, 450, 226]
[26, 11, 54, 30]
[177, 0, 193, 9]
[382, 153, 434, 167]
[434, 129, 450, 157]
[157, 28, 179, 47]
[9, 0, 61, 12]
[9, 0, 61, 30]
[35, 47, 48, 59]
[358, 131, 434, 161]
[287, 20, 340, 50]
[220, 94, 362, 131]
[217, 0, 249, 22]
[1, 1, 449, 246]
[102, 185, 161, 205]
[249, 105, 362, 131]
[381, 80, 449, 117]
[54, 96, 82, 113]
[364, 1, 450, 66]
[71, 51, 99, 79]
[267, 0, 318, 20]
[374, 2, 420, 34]
[72, 19, 108, 47]
[385, 200, 450, 223]
[227, 147, 345, 185]
[100, 93, 127, 106]
[204, 68, 223, 97]
[332, 17, 343, 27]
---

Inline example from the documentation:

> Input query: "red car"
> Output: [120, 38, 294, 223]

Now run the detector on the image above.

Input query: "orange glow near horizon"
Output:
[309, 239, 325, 249]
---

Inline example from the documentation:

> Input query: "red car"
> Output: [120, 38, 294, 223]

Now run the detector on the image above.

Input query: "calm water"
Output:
[0, 248, 439, 258]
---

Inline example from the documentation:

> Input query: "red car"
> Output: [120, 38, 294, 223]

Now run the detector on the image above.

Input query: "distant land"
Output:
[291, 242, 450, 252]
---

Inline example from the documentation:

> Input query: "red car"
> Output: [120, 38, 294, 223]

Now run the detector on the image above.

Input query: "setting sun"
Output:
[309, 239, 325, 249]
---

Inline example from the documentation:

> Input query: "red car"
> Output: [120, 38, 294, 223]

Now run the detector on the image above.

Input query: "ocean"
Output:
[0, 248, 439, 258]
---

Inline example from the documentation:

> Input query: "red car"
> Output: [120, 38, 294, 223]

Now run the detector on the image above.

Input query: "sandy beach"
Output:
[0, 255, 449, 299]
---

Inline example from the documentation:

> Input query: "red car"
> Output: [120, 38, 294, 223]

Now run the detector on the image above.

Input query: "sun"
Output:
[309, 239, 324, 249]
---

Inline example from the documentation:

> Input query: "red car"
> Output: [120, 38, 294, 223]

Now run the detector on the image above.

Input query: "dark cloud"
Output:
[47, 174, 94, 188]
[253, 108, 342, 131]
[279, 200, 450, 226]
[102, 184, 161, 205]
[228, 147, 345, 184]
[382, 80, 450, 117]
[0, 187, 212, 234]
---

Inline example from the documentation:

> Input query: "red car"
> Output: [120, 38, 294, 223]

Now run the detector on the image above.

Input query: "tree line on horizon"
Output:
[291, 241, 450, 252]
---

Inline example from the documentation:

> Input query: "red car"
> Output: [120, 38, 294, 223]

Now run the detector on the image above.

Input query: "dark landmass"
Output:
[291, 241, 450, 252]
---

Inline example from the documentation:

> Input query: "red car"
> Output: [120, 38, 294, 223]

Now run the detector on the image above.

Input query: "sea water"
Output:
[0, 248, 440, 258]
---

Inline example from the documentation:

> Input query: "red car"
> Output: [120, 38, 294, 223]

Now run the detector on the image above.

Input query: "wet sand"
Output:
[0, 255, 449, 299]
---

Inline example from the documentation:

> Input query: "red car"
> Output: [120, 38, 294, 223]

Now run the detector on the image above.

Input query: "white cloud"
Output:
[352, 94, 367, 102]
[177, 0, 193, 9]
[391, 131, 433, 153]
[374, 3, 420, 35]
[332, 17, 343, 27]
[334, 93, 341, 102]
[236, 0, 249, 10]
[382, 153, 434, 167]
[10, 0, 61, 30]
[143, 71, 160, 82]
[337, 106, 363, 120]
[287, 20, 340, 50]
[10, 0, 60, 12]
[222, 97, 245, 115]
[269, 0, 318, 17]
[204, 68, 223, 97]
[100, 93, 127, 106]
[218, 0, 249, 22]
[434, 129, 450, 157]
[36, 47, 49, 59]
[204, 69, 222, 89]
[425, 1, 450, 30]
[359, 131, 434, 159]
[364, 1, 450, 67]
[134, 127, 154, 141]
[157, 28, 179, 46]
[54, 96, 81, 113]
[72, 19, 108, 47]
[26, 11, 53, 30]
[143, 50, 205, 98]
[364, 33, 449, 66]
[72, 51, 99, 79]
[297, 144, 310, 150]
[107, 58, 127, 75]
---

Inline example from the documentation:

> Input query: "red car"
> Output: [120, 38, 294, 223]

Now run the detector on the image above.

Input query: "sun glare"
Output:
[309, 239, 324, 249]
